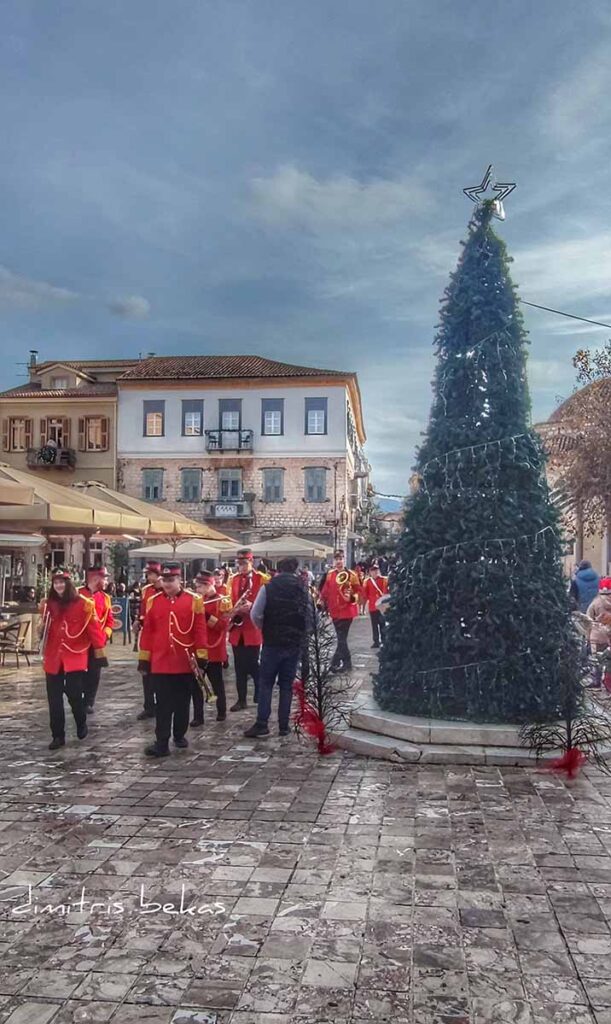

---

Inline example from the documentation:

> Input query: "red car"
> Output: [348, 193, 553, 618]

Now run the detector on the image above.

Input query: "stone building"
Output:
[116, 354, 369, 558]
[0, 352, 139, 575]
[535, 378, 611, 575]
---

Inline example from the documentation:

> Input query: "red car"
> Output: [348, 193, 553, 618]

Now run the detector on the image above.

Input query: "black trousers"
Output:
[142, 673, 156, 714]
[370, 610, 386, 646]
[331, 618, 353, 670]
[232, 642, 260, 704]
[83, 647, 103, 707]
[150, 673, 191, 751]
[46, 671, 87, 740]
[191, 662, 227, 721]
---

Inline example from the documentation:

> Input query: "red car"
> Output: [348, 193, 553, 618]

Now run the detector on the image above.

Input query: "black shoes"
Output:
[174, 737, 189, 749]
[190, 718, 204, 728]
[244, 723, 270, 738]
[371, 643, 380, 649]
[137, 710, 155, 721]
[85, 704, 95, 715]
[145, 743, 169, 758]
[279, 727, 291, 737]
[217, 712, 227, 722]
[77, 722, 88, 740]
[230, 701, 247, 712]
[49, 737, 65, 751]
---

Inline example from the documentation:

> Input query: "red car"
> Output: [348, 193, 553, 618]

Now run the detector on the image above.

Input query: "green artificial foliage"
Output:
[375, 201, 582, 724]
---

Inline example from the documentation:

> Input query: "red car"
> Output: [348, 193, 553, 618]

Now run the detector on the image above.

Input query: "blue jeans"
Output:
[256, 646, 300, 730]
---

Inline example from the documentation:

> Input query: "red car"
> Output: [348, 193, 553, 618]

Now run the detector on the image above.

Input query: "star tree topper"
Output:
[463, 165, 516, 220]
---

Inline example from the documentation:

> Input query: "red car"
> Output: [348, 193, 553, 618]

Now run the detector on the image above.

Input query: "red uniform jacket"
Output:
[363, 576, 389, 613]
[228, 570, 268, 647]
[204, 591, 232, 664]
[78, 587, 114, 641]
[139, 589, 208, 674]
[320, 569, 361, 621]
[139, 582, 160, 624]
[41, 595, 107, 675]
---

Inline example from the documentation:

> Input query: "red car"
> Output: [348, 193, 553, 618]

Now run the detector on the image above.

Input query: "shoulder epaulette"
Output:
[78, 593, 94, 607]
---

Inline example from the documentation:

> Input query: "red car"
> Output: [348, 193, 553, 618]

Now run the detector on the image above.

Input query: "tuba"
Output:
[336, 570, 356, 604]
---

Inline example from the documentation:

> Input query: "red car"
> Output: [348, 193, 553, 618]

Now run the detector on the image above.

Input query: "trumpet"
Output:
[38, 609, 51, 656]
[231, 577, 253, 627]
[188, 651, 216, 703]
[336, 570, 357, 604]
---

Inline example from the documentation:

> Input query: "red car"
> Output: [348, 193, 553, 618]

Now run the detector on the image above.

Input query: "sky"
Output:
[1, 0, 611, 498]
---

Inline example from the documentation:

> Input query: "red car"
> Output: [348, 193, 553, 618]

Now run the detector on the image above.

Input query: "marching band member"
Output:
[228, 549, 269, 712]
[135, 560, 163, 720]
[78, 566, 114, 714]
[138, 563, 208, 758]
[319, 550, 361, 673]
[41, 571, 108, 750]
[363, 562, 389, 648]
[192, 570, 231, 722]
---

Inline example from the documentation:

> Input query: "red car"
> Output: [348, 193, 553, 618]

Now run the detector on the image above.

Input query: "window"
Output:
[51, 376, 69, 389]
[143, 400, 165, 437]
[219, 399, 241, 431]
[45, 417, 69, 446]
[181, 468, 202, 502]
[263, 468, 284, 503]
[305, 398, 328, 435]
[182, 400, 203, 436]
[78, 416, 109, 452]
[142, 468, 164, 501]
[89, 540, 104, 567]
[261, 398, 284, 436]
[50, 542, 65, 569]
[304, 467, 327, 502]
[3, 417, 32, 452]
[218, 468, 242, 500]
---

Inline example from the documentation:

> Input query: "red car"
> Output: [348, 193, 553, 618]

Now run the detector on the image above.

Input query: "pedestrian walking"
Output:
[586, 582, 611, 689]
[138, 563, 208, 758]
[192, 570, 231, 723]
[227, 550, 269, 711]
[40, 571, 107, 750]
[319, 550, 361, 672]
[78, 566, 114, 713]
[243, 558, 311, 738]
[569, 560, 600, 612]
[135, 561, 163, 720]
[363, 562, 389, 648]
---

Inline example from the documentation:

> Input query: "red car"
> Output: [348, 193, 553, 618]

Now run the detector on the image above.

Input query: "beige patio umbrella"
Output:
[128, 538, 237, 561]
[0, 480, 35, 506]
[71, 481, 233, 542]
[246, 534, 334, 559]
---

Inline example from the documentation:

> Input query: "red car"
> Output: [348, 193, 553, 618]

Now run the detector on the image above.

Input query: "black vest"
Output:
[262, 573, 308, 648]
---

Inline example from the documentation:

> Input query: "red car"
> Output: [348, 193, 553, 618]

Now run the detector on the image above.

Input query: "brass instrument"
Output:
[231, 574, 253, 627]
[38, 609, 51, 656]
[188, 651, 216, 703]
[336, 570, 357, 604]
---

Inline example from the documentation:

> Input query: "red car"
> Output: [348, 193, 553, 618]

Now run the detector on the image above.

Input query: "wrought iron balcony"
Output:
[26, 446, 76, 469]
[205, 429, 254, 452]
[205, 499, 253, 519]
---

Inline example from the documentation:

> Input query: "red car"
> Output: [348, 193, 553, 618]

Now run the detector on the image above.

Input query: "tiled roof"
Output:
[0, 382, 117, 399]
[35, 359, 139, 372]
[548, 378, 611, 423]
[119, 355, 352, 381]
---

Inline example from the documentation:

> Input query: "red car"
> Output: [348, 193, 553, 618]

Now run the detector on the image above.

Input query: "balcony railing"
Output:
[26, 446, 76, 469]
[205, 500, 253, 519]
[205, 429, 254, 452]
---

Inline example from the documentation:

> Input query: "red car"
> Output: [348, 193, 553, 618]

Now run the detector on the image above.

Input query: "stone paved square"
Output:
[0, 619, 610, 1022]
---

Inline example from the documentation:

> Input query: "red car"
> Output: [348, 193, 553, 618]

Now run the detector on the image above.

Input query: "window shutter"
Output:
[40, 418, 47, 446]
[62, 418, 71, 448]
[100, 417, 109, 451]
[78, 418, 86, 451]
[24, 419, 32, 449]
[1, 419, 8, 452]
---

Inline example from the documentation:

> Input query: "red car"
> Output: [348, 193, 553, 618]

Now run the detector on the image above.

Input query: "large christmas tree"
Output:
[375, 200, 581, 724]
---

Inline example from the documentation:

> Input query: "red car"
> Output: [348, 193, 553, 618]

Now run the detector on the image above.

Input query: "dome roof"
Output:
[548, 377, 611, 423]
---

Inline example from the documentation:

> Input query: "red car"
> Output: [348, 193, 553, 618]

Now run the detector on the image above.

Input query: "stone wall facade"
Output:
[118, 455, 354, 548]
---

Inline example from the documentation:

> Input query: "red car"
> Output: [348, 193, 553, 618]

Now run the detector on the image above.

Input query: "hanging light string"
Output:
[404, 524, 556, 570]
[413, 647, 532, 678]
[521, 300, 611, 331]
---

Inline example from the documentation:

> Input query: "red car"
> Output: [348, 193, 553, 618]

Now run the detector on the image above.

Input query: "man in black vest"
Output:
[243, 558, 310, 739]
